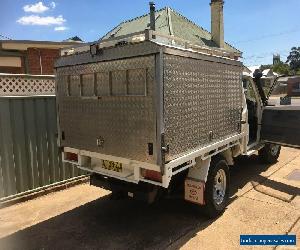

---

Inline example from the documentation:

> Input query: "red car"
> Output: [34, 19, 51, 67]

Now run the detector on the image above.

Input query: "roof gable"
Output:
[100, 7, 241, 54]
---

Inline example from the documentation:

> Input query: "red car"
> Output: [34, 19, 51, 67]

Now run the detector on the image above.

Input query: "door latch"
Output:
[96, 136, 105, 147]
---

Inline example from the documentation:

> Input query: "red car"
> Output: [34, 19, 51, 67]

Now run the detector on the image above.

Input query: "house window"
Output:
[292, 82, 300, 92]
[292, 83, 300, 89]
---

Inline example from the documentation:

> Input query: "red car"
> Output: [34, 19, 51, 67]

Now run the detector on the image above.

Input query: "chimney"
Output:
[210, 0, 224, 48]
[149, 2, 156, 31]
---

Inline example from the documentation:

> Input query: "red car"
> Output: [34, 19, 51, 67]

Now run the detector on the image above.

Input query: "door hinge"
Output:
[161, 133, 169, 154]
[160, 133, 169, 175]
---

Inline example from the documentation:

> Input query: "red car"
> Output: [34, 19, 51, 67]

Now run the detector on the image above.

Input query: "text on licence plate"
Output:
[102, 160, 122, 172]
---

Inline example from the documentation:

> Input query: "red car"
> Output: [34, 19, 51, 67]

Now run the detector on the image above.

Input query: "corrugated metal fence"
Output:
[0, 74, 85, 200]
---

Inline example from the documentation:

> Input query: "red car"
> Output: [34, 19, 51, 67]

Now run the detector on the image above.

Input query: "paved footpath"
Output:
[0, 147, 299, 250]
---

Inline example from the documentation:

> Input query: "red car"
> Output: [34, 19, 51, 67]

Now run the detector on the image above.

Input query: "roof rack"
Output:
[61, 30, 241, 60]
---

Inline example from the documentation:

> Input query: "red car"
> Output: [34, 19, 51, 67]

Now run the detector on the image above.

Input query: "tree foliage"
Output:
[260, 64, 273, 71]
[286, 47, 300, 74]
[273, 62, 290, 75]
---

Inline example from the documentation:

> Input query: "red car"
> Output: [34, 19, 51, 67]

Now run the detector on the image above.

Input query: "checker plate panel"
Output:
[163, 54, 243, 161]
[56, 55, 157, 164]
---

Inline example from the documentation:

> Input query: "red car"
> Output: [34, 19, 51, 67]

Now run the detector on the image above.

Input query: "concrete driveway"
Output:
[0, 147, 299, 250]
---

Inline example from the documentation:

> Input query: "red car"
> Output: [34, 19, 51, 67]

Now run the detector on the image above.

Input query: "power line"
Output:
[243, 49, 290, 60]
[234, 28, 300, 44]
[242, 50, 291, 66]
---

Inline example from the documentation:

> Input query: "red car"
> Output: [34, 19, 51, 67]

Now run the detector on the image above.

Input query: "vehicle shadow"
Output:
[0, 195, 210, 250]
[0, 155, 290, 250]
[230, 154, 269, 197]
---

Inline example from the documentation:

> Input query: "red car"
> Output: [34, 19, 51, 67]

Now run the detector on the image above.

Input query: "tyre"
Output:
[258, 144, 281, 164]
[203, 156, 230, 218]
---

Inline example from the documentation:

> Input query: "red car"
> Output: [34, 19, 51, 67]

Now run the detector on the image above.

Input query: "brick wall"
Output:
[287, 77, 300, 97]
[27, 48, 59, 75]
[0, 66, 23, 74]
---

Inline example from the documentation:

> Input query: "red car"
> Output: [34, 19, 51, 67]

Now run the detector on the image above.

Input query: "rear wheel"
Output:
[258, 143, 281, 164]
[203, 156, 230, 218]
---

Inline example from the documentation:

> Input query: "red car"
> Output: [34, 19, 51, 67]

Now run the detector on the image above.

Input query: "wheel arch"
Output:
[187, 151, 231, 183]
[220, 148, 234, 166]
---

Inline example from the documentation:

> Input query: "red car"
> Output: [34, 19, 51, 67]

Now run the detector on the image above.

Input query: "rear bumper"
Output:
[90, 173, 159, 203]
[62, 147, 168, 187]
[62, 133, 244, 189]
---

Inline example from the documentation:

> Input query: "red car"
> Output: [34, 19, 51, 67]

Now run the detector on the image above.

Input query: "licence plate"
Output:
[102, 160, 122, 172]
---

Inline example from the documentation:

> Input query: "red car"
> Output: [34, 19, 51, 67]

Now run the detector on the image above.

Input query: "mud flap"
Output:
[184, 177, 205, 205]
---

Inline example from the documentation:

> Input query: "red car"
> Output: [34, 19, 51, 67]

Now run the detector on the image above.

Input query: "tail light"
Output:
[141, 169, 162, 182]
[64, 152, 78, 162]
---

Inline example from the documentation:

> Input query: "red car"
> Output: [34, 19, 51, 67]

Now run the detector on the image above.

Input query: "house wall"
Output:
[287, 77, 300, 96]
[0, 48, 60, 75]
[27, 48, 59, 75]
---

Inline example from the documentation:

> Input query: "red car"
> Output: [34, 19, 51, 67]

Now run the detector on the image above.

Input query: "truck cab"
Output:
[243, 72, 300, 151]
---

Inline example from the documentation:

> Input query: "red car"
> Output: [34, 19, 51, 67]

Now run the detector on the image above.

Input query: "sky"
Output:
[0, 0, 300, 66]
